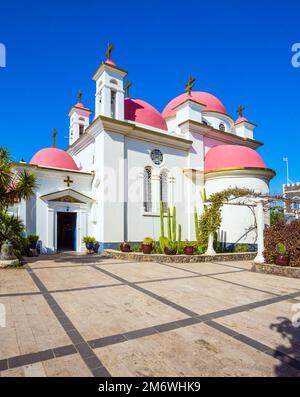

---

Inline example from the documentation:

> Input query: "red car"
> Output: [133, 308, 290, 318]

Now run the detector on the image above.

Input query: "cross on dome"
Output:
[105, 42, 113, 60]
[124, 80, 132, 97]
[185, 75, 196, 95]
[52, 128, 57, 148]
[237, 105, 245, 117]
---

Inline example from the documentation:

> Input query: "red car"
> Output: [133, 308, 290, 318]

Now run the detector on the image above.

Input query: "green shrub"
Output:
[143, 237, 154, 246]
[27, 234, 39, 247]
[276, 242, 287, 256]
[233, 243, 249, 253]
[130, 243, 141, 252]
[82, 236, 96, 244]
[195, 244, 206, 255]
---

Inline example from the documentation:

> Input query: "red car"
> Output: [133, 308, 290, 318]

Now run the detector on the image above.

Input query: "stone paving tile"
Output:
[0, 354, 92, 377]
[33, 266, 121, 291]
[213, 260, 254, 270]
[216, 300, 300, 360]
[0, 295, 70, 360]
[95, 323, 297, 377]
[97, 261, 193, 283]
[138, 276, 274, 315]
[0, 269, 39, 295]
[53, 285, 188, 341]
[164, 261, 246, 275]
[213, 270, 300, 295]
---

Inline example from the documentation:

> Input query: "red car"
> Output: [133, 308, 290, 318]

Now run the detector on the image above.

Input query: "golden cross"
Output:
[105, 42, 113, 60]
[185, 75, 196, 95]
[64, 176, 74, 187]
[52, 128, 57, 148]
[124, 80, 132, 97]
[78, 90, 83, 102]
[237, 105, 245, 117]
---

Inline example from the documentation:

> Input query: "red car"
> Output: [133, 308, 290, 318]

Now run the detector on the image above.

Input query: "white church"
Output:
[13, 46, 275, 253]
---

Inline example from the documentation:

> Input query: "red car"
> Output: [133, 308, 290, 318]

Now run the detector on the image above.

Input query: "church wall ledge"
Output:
[103, 249, 256, 263]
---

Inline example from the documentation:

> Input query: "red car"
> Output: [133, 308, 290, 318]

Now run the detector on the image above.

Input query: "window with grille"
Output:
[160, 170, 168, 212]
[143, 167, 152, 212]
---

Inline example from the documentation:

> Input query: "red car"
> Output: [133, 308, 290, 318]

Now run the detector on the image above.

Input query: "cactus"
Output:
[194, 206, 199, 242]
[172, 206, 177, 242]
[160, 201, 165, 239]
[167, 207, 172, 241]
[177, 224, 182, 254]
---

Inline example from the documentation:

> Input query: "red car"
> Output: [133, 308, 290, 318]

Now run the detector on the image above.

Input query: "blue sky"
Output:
[0, 0, 299, 194]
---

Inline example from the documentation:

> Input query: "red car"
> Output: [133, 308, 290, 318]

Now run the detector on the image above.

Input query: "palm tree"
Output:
[0, 147, 36, 209]
[0, 147, 36, 257]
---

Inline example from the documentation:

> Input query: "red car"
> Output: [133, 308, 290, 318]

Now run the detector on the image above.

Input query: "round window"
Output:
[219, 123, 225, 132]
[150, 149, 164, 166]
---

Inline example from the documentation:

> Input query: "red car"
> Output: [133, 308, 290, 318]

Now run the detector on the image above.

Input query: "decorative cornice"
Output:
[13, 162, 94, 177]
[92, 62, 128, 81]
[68, 116, 193, 153]
[204, 167, 276, 181]
[179, 120, 263, 149]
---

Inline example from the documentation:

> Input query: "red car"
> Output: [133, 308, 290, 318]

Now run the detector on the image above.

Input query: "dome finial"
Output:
[52, 128, 57, 148]
[124, 80, 132, 97]
[237, 105, 245, 117]
[105, 42, 113, 60]
[185, 75, 196, 95]
[78, 90, 83, 103]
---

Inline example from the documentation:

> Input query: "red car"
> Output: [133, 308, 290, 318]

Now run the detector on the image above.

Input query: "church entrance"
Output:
[57, 212, 77, 251]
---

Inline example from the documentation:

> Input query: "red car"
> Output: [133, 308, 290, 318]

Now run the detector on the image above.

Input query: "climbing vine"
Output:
[197, 187, 258, 247]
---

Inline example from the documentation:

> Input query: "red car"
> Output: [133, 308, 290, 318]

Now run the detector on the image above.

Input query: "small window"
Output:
[79, 117, 85, 122]
[79, 125, 84, 136]
[111, 90, 116, 118]
[202, 119, 208, 126]
[293, 201, 299, 210]
[219, 123, 225, 132]
[143, 167, 152, 212]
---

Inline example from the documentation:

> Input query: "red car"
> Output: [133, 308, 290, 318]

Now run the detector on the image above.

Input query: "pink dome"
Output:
[105, 58, 116, 66]
[162, 91, 227, 118]
[204, 145, 266, 173]
[30, 148, 79, 171]
[125, 98, 168, 131]
[235, 115, 248, 125]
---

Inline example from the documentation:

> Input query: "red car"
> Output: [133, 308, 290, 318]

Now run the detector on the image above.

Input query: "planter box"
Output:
[104, 249, 256, 263]
[252, 263, 300, 279]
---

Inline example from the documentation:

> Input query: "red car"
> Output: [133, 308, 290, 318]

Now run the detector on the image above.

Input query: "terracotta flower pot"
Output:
[164, 246, 177, 256]
[274, 255, 290, 266]
[184, 246, 194, 256]
[141, 244, 153, 254]
[120, 244, 131, 253]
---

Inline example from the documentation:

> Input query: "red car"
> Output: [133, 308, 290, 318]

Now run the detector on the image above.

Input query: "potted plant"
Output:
[274, 243, 290, 266]
[183, 241, 194, 255]
[120, 242, 131, 252]
[141, 237, 154, 254]
[93, 242, 100, 253]
[82, 236, 96, 252]
[27, 234, 39, 257]
[164, 240, 177, 256]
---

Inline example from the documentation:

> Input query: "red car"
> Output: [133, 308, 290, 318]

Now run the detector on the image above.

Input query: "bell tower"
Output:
[68, 91, 92, 146]
[92, 43, 128, 121]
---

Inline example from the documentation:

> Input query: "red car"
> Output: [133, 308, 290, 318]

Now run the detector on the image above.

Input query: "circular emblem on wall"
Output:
[150, 149, 163, 166]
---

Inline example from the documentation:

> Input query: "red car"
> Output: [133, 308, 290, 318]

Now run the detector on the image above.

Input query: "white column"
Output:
[254, 199, 265, 264]
[205, 232, 216, 256]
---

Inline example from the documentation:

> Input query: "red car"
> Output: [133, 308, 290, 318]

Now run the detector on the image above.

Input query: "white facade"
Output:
[15, 56, 275, 253]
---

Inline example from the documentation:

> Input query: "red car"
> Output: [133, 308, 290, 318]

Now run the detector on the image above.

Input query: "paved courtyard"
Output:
[0, 253, 300, 377]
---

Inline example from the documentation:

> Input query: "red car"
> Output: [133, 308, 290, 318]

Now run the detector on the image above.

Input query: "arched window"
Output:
[202, 119, 209, 126]
[219, 123, 225, 132]
[79, 125, 84, 136]
[143, 167, 152, 212]
[111, 90, 116, 118]
[160, 170, 169, 212]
